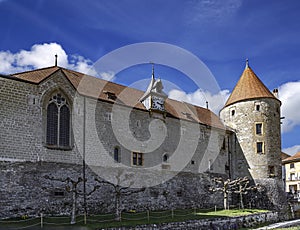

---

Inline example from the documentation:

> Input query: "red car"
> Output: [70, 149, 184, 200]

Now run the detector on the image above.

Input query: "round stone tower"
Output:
[220, 60, 282, 180]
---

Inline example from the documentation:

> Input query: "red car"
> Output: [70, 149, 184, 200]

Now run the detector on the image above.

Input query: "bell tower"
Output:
[220, 60, 282, 180]
[140, 64, 167, 114]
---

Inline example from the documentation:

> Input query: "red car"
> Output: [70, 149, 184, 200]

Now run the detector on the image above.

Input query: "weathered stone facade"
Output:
[220, 98, 282, 180]
[0, 64, 288, 219]
[0, 161, 223, 218]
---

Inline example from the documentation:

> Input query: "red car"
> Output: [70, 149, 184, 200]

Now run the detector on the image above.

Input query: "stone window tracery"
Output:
[46, 93, 71, 149]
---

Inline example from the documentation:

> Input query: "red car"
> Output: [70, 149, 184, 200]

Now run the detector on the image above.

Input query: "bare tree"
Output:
[233, 177, 260, 210]
[210, 177, 238, 210]
[44, 175, 99, 224]
[95, 170, 145, 221]
[210, 177, 261, 210]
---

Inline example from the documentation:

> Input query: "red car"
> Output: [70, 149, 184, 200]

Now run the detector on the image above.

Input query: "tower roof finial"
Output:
[150, 61, 155, 79]
[245, 58, 249, 68]
[55, 54, 58, 66]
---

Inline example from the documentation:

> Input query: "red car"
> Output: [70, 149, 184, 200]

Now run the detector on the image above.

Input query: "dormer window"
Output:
[104, 91, 117, 100]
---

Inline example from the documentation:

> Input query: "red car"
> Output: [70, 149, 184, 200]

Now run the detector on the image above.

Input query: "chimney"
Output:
[273, 88, 279, 98]
[55, 54, 58, 66]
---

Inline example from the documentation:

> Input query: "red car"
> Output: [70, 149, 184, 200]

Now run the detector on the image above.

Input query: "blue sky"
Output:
[0, 0, 300, 154]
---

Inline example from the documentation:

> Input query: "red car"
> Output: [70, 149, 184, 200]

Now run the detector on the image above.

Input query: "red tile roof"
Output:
[283, 152, 300, 163]
[224, 65, 279, 107]
[281, 152, 291, 161]
[9, 66, 225, 130]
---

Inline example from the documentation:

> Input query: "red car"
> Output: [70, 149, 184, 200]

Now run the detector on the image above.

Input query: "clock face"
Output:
[152, 96, 164, 111]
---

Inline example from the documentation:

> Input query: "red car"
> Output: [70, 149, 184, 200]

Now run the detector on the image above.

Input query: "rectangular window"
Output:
[132, 152, 143, 166]
[256, 142, 264, 154]
[181, 127, 186, 135]
[53, 189, 65, 197]
[268, 166, 275, 177]
[290, 163, 295, 169]
[200, 129, 205, 139]
[208, 159, 213, 171]
[221, 138, 226, 150]
[255, 102, 261, 111]
[291, 173, 296, 181]
[256, 123, 263, 135]
[104, 112, 112, 121]
[114, 147, 120, 163]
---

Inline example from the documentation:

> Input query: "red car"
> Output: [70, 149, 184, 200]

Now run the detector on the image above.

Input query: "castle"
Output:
[0, 60, 286, 217]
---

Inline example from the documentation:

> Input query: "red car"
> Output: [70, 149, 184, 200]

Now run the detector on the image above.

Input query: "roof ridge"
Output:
[10, 65, 59, 76]
[63, 67, 217, 115]
[62, 67, 146, 93]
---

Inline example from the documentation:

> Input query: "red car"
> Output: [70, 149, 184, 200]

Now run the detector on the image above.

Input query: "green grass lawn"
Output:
[0, 208, 269, 229]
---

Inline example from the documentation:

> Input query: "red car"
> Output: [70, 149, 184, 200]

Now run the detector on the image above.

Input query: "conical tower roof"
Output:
[224, 61, 278, 107]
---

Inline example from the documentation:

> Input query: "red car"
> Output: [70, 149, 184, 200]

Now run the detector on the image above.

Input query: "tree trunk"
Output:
[224, 192, 228, 210]
[70, 191, 77, 224]
[240, 192, 244, 209]
[115, 192, 121, 221]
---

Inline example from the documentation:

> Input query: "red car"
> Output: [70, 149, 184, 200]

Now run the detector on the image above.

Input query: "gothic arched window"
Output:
[46, 93, 71, 148]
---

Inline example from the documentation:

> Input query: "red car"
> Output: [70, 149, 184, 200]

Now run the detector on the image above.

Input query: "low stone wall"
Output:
[102, 212, 279, 230]
[0, 161, 223, 218]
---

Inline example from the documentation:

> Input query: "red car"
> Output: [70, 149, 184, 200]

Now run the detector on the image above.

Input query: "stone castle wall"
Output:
[0, 71, 288, 219]
[0, 72, 230, 174]
[0, 72, 82, 164]
[0, 161, 224, 218]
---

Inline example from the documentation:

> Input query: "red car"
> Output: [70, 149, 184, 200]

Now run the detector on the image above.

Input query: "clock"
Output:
[152, 96, 164, 111]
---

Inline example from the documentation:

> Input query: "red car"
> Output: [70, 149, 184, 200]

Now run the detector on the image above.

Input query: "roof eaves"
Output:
[0, 73, 39, 84]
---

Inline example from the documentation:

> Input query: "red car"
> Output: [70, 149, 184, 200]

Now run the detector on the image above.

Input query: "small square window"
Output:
[53, 189, 65, 197]
[268, 166, 275, 175]
[191, 160, 195, 165]
[132, 152, 143, 166]
[290, 163, 295, 169]
[104, 112, 112, 121]
[136, 120, 141, 128]
[290, 173, 296, 181]
[256, 104, 260, 111]
[231, 110, 235, 116]
[163, 154, 169, 163]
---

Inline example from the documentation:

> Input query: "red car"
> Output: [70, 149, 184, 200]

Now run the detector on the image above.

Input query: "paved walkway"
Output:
[256, 219, 300, 229]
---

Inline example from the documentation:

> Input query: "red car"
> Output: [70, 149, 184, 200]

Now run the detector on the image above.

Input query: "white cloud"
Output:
[282, 145, 300, 156]
[0, 42, 98, 77]
[279, 81, 300, 133]
[168, 88, 230, 114]
[100, 71, 115, 81]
